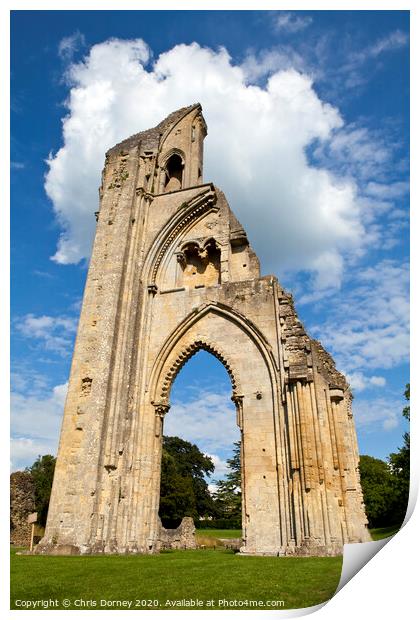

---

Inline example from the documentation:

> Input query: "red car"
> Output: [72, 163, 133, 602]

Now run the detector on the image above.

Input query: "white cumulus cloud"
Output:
[11, 438, 57, 472]
[45, 37, 378, 290]
[309, 259, 409, 373]
[205, 453, 229, 481]
[10, 383, 68, 471]
[353, 396, 403, 432]
[273, 12, 313, 33]
[353, 30, 409, 63]
[58, 31, 86, 60]
[347, 372, 386, 392]
[15, 313, 78, 356]
[164, 388, 239, 457]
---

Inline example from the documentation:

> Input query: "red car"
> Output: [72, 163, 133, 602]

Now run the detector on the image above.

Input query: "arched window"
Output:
[164, 153, 183, 192]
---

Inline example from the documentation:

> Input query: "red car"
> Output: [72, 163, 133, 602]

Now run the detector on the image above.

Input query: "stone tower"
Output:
[37, 104, 370, 556]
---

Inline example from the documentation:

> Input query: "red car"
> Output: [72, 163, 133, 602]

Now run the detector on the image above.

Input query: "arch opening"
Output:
[157, 339, 240, 405]
[158, 350, 242, 539]
[164, 153, 183, 192]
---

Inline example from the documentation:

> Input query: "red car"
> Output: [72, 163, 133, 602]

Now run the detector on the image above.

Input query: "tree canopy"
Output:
[212, 440, 242, 527]
[25, 454, 56, 527]
[159, 436, 215, 528]
[359, 383, 410, 528]
[387, 383, 410, 525]
[359, 455, 395, 527]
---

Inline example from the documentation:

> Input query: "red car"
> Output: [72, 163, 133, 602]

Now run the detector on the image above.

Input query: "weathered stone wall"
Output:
[37, 104, 370, 557]
[10, 471, 35, 547]
[156, 517, 197, 551]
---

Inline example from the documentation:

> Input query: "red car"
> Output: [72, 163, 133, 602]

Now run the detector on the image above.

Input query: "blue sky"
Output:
[10, 10, 409, 478]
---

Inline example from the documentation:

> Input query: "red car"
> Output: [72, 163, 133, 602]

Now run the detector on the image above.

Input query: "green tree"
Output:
[388, 383, 410, 525]
[159, 436, 215, 528]
[359, 383, 410, 529]
[402, 383, 410, 422]
[213, 441, 242, 526]
[359, 455, 395, 527]
[25, 455, 56, 527]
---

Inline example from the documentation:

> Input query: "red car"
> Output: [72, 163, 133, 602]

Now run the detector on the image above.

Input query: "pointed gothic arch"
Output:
[149, 301, 280, 408]
[157, 339, 239, 402]
[38, 104, 370, 558]
[146, 300, 284, 554]
[142, 184, 218, 289]
[164, 153, 184, 192]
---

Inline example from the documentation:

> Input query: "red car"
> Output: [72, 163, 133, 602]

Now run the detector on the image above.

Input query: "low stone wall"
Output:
[156, 516, 197, 551]
[219, 537, 242, 551]
[10, 471, 35, 547]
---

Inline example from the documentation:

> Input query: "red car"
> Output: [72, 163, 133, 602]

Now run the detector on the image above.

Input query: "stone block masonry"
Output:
[36, 104, 370, 556]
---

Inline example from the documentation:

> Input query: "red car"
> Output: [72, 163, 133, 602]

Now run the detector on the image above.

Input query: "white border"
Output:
[3, 2, 417, 618]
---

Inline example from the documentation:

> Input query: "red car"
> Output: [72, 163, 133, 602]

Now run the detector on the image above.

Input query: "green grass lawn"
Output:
[11, 526, 404, 610]
[196, 528, 242, 539]
[369, 525, 401, 540]
[10, 546, 342, 611]
[198, 526, 402, 542]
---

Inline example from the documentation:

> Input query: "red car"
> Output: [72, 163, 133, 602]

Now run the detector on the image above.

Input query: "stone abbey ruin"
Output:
[37, 104, 370, 556]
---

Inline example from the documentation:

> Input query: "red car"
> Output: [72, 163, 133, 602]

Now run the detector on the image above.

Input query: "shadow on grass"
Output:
[369, 524, 401, 541]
